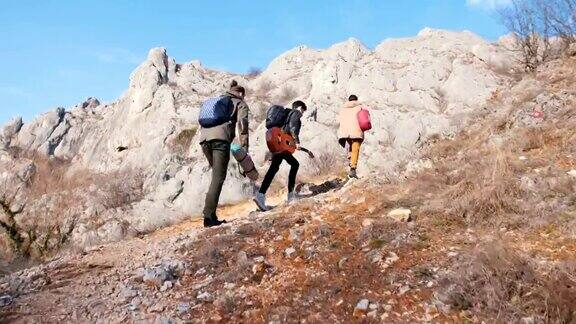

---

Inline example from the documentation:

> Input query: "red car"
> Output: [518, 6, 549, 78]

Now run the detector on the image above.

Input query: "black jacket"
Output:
[282, 109, 302, 144]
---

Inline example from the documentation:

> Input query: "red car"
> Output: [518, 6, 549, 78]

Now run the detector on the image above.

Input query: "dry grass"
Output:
[276, 85, 298, 105]
[300, 151, 347, 182]
[0, 152, 145, 258]
[410, 82, 576, 227]
[441, 241, 576, 322]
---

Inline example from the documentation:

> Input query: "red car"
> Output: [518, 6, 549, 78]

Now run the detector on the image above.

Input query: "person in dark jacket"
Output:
[198, 82, 250, 227]
[254, 100, 311, 211]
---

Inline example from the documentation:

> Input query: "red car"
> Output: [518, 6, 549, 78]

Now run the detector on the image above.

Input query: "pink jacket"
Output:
[337, 101, 364, 142]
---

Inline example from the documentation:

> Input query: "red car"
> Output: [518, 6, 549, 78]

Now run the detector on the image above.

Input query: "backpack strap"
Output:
[223, 95, 238, 122]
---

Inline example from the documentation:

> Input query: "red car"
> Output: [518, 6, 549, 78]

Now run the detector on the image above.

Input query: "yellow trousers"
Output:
[346, 139, 362, 169]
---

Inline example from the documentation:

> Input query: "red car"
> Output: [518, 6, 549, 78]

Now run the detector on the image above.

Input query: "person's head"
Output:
[348, 95, 358, 102]
[292, 100, 307, 113]
[230, 80, 238, 88]
[231, 85, 245, 98]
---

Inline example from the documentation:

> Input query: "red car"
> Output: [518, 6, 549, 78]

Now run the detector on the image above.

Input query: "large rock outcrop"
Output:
[0, 29, 516, 256]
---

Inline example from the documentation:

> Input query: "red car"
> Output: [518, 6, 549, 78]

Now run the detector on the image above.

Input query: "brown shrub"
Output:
[276, 85, 298, 105]
[446, 149, 523, 224]
[518, 127, 546, 151]
[1, 152, 145, 258]
[249, 79, 273, 101]
[301, 151, 347, 181]
[246, 67, 262, 78]
[440, 241, 576, 322]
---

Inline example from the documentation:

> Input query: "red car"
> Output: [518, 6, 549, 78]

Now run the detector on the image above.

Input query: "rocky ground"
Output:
[1, 39, 576, 324]
[0, 177, 491, 323]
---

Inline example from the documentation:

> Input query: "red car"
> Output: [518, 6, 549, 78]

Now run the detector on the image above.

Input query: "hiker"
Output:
[254, 100, 313, 211]
[198, 82, 250, 227]
[338, 95, 370, 179]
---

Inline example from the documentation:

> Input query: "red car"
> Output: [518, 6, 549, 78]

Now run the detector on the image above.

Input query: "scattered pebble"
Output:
[398, 285, 411, 295]
[176, 303, 190, 314]
[0, 295, 13, 307]
[159, 280, 173, 292]
[197, 291, 214, 303]
[285, 247, 296, 257]
[362, 218, 373, 227]
[387, 208, 412, 222]
[338, 257, 348, 269]
[353, 299, 370, 317]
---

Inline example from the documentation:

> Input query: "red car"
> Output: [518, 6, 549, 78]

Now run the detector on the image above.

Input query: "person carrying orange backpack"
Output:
[337, 95, 371, 179]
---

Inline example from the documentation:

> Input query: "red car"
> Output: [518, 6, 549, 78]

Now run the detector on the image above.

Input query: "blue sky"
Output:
[0, 0, 508, 126]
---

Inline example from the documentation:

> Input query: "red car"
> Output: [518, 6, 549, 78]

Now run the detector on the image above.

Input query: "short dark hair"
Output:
[292, 100, 307, 111]
[232, 85, 245, 97]
[348, 95, 358, 101]
[230, 80, 238, 88]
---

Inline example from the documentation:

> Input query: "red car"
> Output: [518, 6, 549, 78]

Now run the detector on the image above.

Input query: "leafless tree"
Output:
[499, 0, 552, 71]
[246, 67, 262, 78]
[540, 0, 576, 44]
[499, 0, 575, 70]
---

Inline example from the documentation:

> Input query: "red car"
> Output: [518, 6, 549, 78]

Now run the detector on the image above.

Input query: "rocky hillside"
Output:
[1, 53, 575, 322]
[0, 29, 518, 260]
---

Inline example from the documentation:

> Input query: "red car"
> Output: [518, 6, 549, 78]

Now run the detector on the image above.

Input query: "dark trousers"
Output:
[201, 140, 230, 219]
[259, 153, 299, 194]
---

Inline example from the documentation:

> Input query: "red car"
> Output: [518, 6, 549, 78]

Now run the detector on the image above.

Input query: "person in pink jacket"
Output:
[337, 95, 365, 179]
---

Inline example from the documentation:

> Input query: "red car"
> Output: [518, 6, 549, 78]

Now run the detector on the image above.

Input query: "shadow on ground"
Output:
[296, 177, 347, 198]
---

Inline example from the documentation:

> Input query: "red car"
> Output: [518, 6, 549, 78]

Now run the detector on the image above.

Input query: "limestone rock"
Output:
[0, 28, 515, 256]
[387, 208, 412, 222]
[354, 299, 370, 317]
[142, 267, 173, 288]
[1, 117, 23, 147]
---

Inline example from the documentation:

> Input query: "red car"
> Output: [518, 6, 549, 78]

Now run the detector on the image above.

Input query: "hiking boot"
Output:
[348, 168, 358, 179]
[253, 193, 270, 211]
[203, 217, 228, 228]
[287, 191, 298, 203]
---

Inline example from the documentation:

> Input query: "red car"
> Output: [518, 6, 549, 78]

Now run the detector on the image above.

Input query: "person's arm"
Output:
[237, 101, 250, 150]
[288, 112, 302, 145]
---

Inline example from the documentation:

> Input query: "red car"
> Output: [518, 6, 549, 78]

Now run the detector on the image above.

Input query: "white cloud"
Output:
[88, 48, 142, 64]
[466, 0, 511, 10]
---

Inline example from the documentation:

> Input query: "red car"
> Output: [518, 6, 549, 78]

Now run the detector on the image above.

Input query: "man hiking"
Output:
[254, 100, 313, 211]
[198, 82, 250, 227]
[338, 95, 370, 179]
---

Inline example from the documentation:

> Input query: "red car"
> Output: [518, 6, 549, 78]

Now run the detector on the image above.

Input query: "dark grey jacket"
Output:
[282, 109, 302, 144]
[198, 89, 250, 149]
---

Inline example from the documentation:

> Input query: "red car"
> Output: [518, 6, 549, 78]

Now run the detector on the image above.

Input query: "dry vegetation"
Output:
[246, 67, 262, 79]
[389, 57, 576, 321]
[301, 150, 348, 182]
[442, 242, 576, 322]
[276, 85, 298, 105]
[0, 151, 145, 260]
